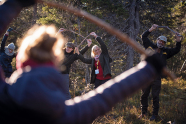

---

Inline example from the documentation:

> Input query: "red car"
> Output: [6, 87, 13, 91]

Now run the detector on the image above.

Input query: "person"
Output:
[0, 25, 167, 124]
[76, 32, 112, 88]
[139, 24, 182, 121]
[57, 28, 92, 99]
[0, 28, 17, 78]
[57, 28, 92, 75]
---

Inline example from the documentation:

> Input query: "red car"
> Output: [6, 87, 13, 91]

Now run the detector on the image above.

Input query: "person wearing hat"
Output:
[57, 28, 92, 99]
[139, 24, 182, 121]
[0, 28, 17, 78]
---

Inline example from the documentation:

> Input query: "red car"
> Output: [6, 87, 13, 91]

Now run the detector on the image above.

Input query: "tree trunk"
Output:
[126, 0, 140, 70]
[85, 25, 90, 85]
[32, 3, 37, 25]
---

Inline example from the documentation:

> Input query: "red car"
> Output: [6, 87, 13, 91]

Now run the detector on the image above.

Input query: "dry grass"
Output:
[70, 76, 186, 124]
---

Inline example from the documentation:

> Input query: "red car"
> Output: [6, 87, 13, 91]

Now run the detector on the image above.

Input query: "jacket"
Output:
[142, 30, 181, 66]
[0, 61, 159, 124]
[78, 37, 112, 84]
[61, 45, 90, 74]
[0, 34, 16, 77]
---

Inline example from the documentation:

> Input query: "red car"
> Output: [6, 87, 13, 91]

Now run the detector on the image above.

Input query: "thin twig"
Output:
[65, 29, 85, 38]
[60, 28, 90, 48]
[12, 30, 23, 36]
[77, 34, 91, 48]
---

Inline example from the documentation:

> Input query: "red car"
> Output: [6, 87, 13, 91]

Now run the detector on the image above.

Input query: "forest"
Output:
[0, 0, 186, 123]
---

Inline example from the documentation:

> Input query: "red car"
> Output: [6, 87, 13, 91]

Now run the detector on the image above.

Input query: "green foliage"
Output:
[81, 0, 128, 17]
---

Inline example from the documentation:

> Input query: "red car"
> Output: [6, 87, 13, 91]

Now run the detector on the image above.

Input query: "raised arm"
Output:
[79, 39, 92, 55]
[142, 24, 158, 49]
[90, 32, 108, 55]
[1, 28, 14, 53]
[0, 0, 36, 35]
[0, 32, 8, 53]
[166, 33, 182, 59]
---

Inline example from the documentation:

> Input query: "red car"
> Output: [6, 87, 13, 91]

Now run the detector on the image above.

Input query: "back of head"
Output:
[17, 25, 65, 64]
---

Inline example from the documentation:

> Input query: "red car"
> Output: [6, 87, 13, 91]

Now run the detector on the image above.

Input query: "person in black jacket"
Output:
[57, 28, 92, 74]
[139, 24, 182, 121]
[57, 28, 92, 99]
[77, 32, 112, 88]
[0, 28, 16, 78]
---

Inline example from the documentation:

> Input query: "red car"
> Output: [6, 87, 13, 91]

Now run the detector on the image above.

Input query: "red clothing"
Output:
[94, 60, 111, 80]
[16, 53, 55, 69]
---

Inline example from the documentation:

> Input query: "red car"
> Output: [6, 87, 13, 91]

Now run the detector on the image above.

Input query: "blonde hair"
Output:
[17, 25, 65, 65]
[91, 45, 101, 58]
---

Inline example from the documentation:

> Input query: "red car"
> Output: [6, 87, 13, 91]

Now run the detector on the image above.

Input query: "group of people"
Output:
[0, 0, 183, 123]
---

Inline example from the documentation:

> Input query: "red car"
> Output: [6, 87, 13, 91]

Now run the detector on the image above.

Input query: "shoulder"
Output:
[8, 66, 61, 84]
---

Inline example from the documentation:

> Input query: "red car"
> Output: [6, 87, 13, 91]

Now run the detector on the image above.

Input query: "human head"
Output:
[157, 35, 167, 48]
[65, 42, 75, 53]
[7, 43, 15, 53]
[91, 45, 102, 58]
[17, 25, 65, 66]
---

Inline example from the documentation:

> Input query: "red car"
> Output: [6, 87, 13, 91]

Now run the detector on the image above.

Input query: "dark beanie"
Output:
[65, 42, 75, 49]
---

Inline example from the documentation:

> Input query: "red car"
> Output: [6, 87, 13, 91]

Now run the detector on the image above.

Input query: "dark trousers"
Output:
[94, 78, 110, 88]
[140, 78, 161, 115]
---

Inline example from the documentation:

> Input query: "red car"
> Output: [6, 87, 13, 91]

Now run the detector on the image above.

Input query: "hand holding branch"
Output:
[87, 39, 92, 47]
[149, 24, 158, 32]
[90, 32, 98, 38]
[58, 28, 66, 33]
[75, 47, 80, 55]
[175, 32, 182, 42]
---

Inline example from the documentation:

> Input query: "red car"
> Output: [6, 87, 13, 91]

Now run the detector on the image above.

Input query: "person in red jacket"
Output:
[76, 32, 112, 88]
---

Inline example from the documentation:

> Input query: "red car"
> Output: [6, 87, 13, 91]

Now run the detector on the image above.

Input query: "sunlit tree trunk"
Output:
[32, 3, 37, 25]
[126, 0, 140, 70]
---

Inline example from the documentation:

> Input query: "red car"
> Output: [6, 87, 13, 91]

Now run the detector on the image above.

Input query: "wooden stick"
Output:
[157, 26, 183, 37]
[12, 30, 23, 36]
[36, 0, 176, 81]
[65, 29, 86, 38]
[59, 28, 90, 48]
[77, 34, 90, 48]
